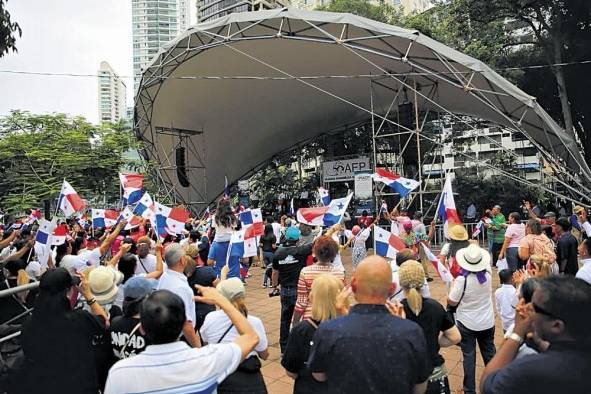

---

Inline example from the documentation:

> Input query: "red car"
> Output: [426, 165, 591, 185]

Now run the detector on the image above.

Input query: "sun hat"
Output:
[448, 225, 468, 241]
[88, 266, 124, 305]
[455, 244, 491, 272]
[285, 226, 301, 241]
[185, 244, 199, 259]
[398, 260, 425, 289]
[543, 211, 556, 218]
[352, 225, 361, 236]
[123, 276, 157, 300]
[216, 277, 246, 302]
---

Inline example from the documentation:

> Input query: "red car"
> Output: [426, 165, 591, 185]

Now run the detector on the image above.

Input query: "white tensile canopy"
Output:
[135, 8, 591, 208]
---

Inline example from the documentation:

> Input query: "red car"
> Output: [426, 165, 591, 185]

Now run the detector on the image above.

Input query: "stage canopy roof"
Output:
[135, 8, 591, 208]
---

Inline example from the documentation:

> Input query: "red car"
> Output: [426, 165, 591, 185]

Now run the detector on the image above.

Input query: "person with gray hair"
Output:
[157, 243, 201, 347]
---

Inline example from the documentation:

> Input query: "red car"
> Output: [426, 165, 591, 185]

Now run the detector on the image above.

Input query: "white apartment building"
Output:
[98, 61, 127, 123]
[197, 0, 289, 23]
[132, 0, 191, 93]
[422, 123, 543, 183]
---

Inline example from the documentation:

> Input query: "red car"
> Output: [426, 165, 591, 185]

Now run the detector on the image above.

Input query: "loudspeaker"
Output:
[176, 147, 190, 187]
[44, 199, 51, 220]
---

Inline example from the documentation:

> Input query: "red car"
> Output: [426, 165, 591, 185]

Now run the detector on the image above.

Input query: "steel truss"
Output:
[135, 9, 591, 209]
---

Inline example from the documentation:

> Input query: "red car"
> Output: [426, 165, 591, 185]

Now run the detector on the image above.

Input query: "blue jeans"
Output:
[506, 247, 520, 271]
[457, 321, 496, 394]
[280, 286, 297, 353]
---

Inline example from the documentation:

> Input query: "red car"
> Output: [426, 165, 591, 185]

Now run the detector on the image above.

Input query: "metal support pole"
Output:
[370, 78, 378, 214]
[0, 282, 39, 299]
[414, 79, 424, 212]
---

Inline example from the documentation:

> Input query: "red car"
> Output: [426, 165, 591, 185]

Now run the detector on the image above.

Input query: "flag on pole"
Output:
[120, 173, 144, 206]
[318, 187, 330, 206]
[52, 224, 69, 246]
[58, 180, 86, 217]
[374, 225, 406, 259]
[118, 207, 142, 230]
[437, 176, 462, 237]
[228, 229, 258, 258]
[471, 219, 485, 238]
[372, 168, 420, 197]
[154, 202, 189, 237]
[239, 208, 264, 238]
[91, 209, 119, 228]
[421, 243, 453, 283]
[297, 193, 353, 227]
[34, 218, 57, 267]
[133, 192, 155, 220]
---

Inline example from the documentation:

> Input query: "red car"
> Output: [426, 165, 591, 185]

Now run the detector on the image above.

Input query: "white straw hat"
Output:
[455, 244, 491, 272]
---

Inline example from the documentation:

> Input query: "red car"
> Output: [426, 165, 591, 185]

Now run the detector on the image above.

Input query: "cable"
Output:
[1, 59, 590, 80]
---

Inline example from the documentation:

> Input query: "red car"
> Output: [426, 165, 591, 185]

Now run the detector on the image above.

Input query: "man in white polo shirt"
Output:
[105, 289, 259, 393]
[157, 243, 200, 347]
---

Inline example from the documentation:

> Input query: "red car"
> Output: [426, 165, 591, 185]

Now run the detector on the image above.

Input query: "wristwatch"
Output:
[86, 297, 97, 306]
[505, 332, 524, 345]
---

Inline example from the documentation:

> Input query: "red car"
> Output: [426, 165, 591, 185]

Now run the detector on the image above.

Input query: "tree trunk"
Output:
[550, 18, 575, 135]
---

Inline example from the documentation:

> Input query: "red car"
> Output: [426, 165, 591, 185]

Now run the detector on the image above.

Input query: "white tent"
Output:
[135, 8, 591, 208]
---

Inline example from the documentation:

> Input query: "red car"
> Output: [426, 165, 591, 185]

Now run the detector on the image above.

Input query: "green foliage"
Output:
[0, 0, 21, 57]
[0, 111, 141, 214]
[317, 0, 404, 24]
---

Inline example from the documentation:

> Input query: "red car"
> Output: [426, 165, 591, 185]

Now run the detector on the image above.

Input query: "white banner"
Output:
[354, 172, 373, 199]
[322, 157, 370, 182]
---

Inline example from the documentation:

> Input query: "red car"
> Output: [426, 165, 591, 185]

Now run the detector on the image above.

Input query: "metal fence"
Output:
[374, 221, 486, 249]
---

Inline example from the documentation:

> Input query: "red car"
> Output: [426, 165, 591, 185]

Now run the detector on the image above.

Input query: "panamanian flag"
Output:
[133, 192, 155, 220]
[34, 218, 57, 267]
[421, 242, 453, 283]
[372, 168, 420, 197]
[374, 225, 406, 259]
[52, 224, 69, 246]
[58, 180, 86, 217]
[120, 173, 144, 206]
[91, 209, 119, 228]
[228, 229, 258, 259]
[297, 193, 353, 227]
[154, 202, 189, 237]
[239, 208, 264, 238]
[437, 176, 462, 237]
[318, 187, 330, 206]
[118, 206, 142, 230]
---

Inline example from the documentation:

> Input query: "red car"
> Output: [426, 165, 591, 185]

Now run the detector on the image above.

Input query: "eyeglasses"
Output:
[532, 302, 560, 320]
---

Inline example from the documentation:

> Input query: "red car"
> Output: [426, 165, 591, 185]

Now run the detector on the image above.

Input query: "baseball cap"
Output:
[544, 211, 556, 218]
[123, 276, 157, 300]
[216, 277, 246, 302]
[285, 226, 301, 241]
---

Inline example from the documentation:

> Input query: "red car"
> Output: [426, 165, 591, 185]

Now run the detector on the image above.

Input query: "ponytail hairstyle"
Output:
[530, 254, 552, 277]
[232, 297, 249, 317]
[397, 260, 425, 316]
[215, 198, 235, 228]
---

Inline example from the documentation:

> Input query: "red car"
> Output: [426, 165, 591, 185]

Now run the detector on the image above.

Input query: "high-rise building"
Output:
[132, 0, 188, 93]
[197, 0, 289, 23]
[98, 61, 127, 123]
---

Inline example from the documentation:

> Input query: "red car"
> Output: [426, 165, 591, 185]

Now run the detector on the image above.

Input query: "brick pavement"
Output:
[242, 249, 504, 394]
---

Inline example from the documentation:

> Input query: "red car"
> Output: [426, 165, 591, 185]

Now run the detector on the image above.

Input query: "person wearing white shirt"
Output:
[104, 288, 260, 394]
[270, 218, 282, 241]
[494, 269, 518, 332]
[157, 243, 201, 348]
[576, 239, 591, 285]
[447, 244, 496, 394]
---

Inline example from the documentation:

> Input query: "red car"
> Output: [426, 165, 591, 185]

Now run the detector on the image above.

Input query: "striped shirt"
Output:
[105, 341, 241, 394]
[295, 264, 345, 320]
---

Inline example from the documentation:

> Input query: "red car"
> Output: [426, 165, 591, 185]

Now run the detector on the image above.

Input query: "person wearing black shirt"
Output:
[188, 264, 219, 331]
[481, 276, 591, 394]
[271, 227, 313, 353]
[555, 218, 579, 275]
[0, 259, 38, 324]
[19, 268, 109, 394]
[398, 260, 461, 394]
[259, 224, 277, 287]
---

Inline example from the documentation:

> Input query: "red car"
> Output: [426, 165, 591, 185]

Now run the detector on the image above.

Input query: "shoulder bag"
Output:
[446, 274, 468, 324]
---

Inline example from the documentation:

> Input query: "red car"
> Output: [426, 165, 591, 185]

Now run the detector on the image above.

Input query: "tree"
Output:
[457, 0, 591, 162]
[317, 0, 404, 24]
[0, 0, 21, 57]
[0, 111, 141, 214]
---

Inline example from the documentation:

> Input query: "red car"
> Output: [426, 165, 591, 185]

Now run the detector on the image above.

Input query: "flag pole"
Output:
[54, 179, 65, 218]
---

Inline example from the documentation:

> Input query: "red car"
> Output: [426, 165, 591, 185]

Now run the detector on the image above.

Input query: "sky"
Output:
[0, 0, 195, 125]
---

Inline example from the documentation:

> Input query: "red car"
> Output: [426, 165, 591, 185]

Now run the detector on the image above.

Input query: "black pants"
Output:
[426, 375, 450, 394]
[491, 242, 503, 266]
[457, 321, 496, 394]
[279, 286, 297, 353]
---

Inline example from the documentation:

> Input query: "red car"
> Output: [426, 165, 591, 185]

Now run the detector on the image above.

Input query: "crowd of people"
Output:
[0, 197, 590, 394]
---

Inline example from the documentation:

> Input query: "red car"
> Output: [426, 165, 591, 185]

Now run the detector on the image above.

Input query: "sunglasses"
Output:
[532, 302, 560, 320]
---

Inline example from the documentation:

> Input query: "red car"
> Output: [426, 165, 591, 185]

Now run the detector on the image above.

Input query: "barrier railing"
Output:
[0, 281, 39, 299]
[373, 221, 486, 249]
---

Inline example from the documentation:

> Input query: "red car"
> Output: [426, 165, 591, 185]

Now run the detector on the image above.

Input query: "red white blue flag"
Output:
[374, 225, 406, 259]
[120, 173, 144, 206]
[154, 202, 189, 237]
[239, 208, 264, 238]
[372, 168, 420, 197]
[421, 243, 453, 283]
[91, 209, 119, 228]
[297, 194, 353, 227]
[437, 176, 462, 237]
[58, 180, 86, 217]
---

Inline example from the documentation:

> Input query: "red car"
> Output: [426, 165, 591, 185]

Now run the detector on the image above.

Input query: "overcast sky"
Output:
[0, 1, 195, 124]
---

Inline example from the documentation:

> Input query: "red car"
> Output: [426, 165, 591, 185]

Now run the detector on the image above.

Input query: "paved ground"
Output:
[243, 249, 504, 394]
